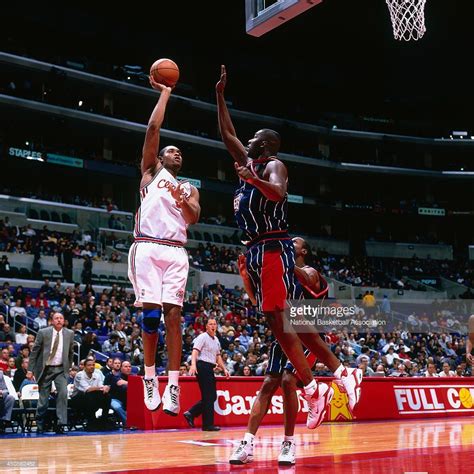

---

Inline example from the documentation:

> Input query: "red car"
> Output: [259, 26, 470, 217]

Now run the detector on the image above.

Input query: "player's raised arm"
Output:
[216, 65, 248, 166]
[141, 77, 173, 176]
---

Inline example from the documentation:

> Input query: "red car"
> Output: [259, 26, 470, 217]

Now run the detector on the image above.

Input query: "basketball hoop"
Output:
[385, 0, 427, 41]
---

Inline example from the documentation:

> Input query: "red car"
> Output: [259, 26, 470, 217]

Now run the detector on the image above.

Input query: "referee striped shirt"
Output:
[193, 332, 221, 364]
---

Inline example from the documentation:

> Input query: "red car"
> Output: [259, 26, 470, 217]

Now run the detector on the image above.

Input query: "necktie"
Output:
[47, 331, 60, 365]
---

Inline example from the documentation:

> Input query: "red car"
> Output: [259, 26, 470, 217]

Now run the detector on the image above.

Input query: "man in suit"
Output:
[28, 312, 75, 434]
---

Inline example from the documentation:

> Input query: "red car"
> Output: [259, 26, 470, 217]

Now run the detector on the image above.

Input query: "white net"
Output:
[386, 0, 427, 41]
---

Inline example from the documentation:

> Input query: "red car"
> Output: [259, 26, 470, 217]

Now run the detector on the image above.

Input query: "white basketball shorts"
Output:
[128, 242, 189, 307]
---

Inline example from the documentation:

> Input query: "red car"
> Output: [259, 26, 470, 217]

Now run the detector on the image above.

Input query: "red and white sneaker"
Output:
[339, 368, 363, 412]
[305, 382, 334, 429]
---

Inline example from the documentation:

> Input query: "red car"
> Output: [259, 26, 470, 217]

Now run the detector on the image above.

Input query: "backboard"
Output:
[245, 0, 323, 37]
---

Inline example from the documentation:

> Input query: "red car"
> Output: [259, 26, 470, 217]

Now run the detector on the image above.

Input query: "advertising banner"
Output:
[126, 376, 474, 430]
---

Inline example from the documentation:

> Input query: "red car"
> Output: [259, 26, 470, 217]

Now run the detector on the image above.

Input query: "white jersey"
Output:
[134, 166, 192, 244]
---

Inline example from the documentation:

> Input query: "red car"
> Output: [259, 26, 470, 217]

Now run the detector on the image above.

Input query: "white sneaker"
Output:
[229, 440, 254, 465]
[143, 376, 161, 411]
[305, 382, 334, 429]
[339, 368, 363, 412]
[278, 441, 296, 465]
[162, 384, 180, 416]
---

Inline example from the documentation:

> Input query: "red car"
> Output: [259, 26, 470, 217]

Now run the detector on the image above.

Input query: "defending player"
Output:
[230, 237, 361, 465]
[216, 65, 361, 430]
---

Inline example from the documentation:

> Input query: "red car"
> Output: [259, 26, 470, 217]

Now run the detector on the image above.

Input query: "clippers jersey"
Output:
[233, 157, 288, 241]
[134, 166, 192, 244]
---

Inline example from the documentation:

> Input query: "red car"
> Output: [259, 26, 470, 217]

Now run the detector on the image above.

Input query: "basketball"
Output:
[150, 58, 180, 87]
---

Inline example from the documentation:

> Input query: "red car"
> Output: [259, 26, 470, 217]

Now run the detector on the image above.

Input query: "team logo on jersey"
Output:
[157, 179, 191, 200]
[233, 193, 242, 213]
[176, 289, 184, 300]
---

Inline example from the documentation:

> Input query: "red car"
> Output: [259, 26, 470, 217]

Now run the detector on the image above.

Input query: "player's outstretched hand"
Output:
[468, 353, 474, 365]
[216, 65, 227, 93]
[189, 364, 198, 376]
[149, 75, 173, 93]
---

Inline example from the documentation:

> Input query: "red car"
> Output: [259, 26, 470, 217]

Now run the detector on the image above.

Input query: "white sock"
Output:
[334, 364, 344, 379]
[244, 432, 255, 445]
[168, 370, 179, 386]
[304, 379, 317, 397]
[284, 435, 295, 443]
[144, 365, 156, 379]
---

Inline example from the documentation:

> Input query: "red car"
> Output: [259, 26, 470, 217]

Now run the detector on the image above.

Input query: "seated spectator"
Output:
[101, 358, 114, 377]
[70, 358, 113, 430]
[80, 332, 102, 360]
[68, 365, 79, 384]
[0, 323, 15, 342]
[104, 360, 131, 424]
[102, 334, 119, 354]
[233, 338, 246, 355]
[15, 325, 28, 344]
[454, 365, 465, 377]
[9, 299, 27, 329]
[0, 371, 15, 433]
[33, 309, 48, 330]
[355, 347, 371, 365]
[389, 363, 408, 377]
[439, 362, 455, 377]
[35, 292, 49, 309]
[314, 362, 332, 377]
[13, 357, 30, 392]
[372, 364, 386, 376]
[15, 345, 30, 369]
[0, 348, 9, 372]
[25, 299, 39, 320]
[238, 328, 252, 350]
[424, 362, 439, 377]
[7, 357, 16, 377]
[238, 365, 254, 376]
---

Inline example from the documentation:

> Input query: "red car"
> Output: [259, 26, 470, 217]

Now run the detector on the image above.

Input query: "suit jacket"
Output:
[29, 326, 75, 381]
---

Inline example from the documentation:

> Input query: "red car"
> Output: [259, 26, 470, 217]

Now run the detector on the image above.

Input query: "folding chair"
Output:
[20, 383, 39, 432]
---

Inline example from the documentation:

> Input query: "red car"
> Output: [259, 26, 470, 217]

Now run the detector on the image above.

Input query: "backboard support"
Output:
[245, 0, 323, 37]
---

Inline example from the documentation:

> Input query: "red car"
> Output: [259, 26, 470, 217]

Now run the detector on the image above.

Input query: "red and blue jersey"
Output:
[233, 157, 288, 241]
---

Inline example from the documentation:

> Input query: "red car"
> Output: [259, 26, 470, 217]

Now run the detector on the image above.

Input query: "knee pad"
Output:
[140, 308, 162, 334]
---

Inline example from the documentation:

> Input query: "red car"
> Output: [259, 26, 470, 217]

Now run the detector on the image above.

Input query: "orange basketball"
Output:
[150, 58, 180, 87]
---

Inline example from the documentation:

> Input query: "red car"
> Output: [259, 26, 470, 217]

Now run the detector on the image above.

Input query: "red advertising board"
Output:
[126, 376, 474, 430]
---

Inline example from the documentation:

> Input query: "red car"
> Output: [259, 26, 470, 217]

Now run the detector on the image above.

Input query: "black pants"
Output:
[70, 391, 111, 422]
[187, 360, 217, 428]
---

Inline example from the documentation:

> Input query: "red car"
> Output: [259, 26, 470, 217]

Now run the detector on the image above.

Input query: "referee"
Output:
[184, 318, 230, 431]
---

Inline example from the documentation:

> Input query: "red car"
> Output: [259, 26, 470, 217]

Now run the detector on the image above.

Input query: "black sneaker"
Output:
[183, 411, 195, 428]
[202, 425, 220, 431]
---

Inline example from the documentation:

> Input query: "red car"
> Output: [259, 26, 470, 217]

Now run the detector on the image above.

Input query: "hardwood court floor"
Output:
[0, 417, 473, 473]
